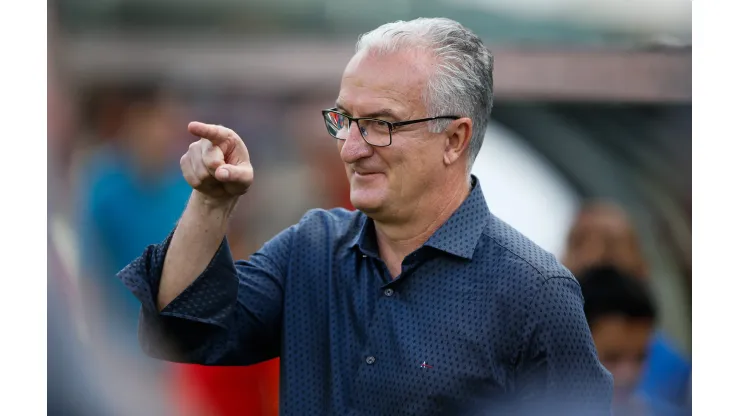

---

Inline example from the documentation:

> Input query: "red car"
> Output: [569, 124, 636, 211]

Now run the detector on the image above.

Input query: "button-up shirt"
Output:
[118, 177, 613, 415]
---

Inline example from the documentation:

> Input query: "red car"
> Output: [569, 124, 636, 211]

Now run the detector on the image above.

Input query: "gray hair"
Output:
[356, 18, 494, 170]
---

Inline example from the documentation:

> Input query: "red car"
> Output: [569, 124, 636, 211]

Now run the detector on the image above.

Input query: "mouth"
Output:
[352, 169, 382, 178]
[351, 171, 384, 184]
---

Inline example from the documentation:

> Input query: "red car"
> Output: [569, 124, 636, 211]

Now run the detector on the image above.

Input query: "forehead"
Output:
[337, 49, 434, 116]
[591, 315, 653, 352]
[571, 213, 633, 240]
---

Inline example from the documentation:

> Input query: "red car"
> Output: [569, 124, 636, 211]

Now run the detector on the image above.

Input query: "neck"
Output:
[374, 174, 471, 277]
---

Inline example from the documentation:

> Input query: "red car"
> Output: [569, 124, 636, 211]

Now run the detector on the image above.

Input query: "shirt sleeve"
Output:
[513, 276, 614, 415]
[117, 223, 295, 366]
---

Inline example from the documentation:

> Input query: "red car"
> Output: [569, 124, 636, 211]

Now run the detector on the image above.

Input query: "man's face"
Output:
[591, 315, 653, 402]
[335, 49, 449, 219]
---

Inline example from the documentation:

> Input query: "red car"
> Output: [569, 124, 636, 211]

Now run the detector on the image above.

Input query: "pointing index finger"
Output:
[188, 122, 236, 145]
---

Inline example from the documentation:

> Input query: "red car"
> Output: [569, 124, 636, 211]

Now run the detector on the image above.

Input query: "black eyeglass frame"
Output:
[321, 108, 461, 147]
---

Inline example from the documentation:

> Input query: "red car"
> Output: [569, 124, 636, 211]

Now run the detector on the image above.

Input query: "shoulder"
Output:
[294, 207, 363, 230]
[297, 207, 362, 225]
[477, 214, 576, 295]
[258, 208, 363, 268]
[291, 207, 365, 246]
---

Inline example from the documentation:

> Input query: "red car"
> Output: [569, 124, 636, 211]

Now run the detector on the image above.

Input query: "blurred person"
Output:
[563, 200, 649, 279]
[117, 18, 612, 415]
[564, 201, 691, 411]
[580, 266, 688, 416]
[76, 81, 193, 353]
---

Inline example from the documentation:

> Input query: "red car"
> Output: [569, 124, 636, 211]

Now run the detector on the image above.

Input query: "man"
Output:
[118, 18, 612, 415]
[580, 266, 687, 416]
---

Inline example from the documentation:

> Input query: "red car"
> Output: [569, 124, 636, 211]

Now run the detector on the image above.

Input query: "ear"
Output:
[442, 117, 473, 167]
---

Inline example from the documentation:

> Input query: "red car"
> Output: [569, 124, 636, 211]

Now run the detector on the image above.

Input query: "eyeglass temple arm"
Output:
[390, 116, 461, 129]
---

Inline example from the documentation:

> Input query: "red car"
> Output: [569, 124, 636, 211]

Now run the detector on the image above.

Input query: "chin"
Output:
[349, 189, 385, 214]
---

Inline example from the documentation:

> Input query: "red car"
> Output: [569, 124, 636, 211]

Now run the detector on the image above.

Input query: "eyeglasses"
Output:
[321, 108, 461, 147]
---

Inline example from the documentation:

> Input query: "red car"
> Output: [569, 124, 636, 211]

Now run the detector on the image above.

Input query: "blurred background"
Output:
[48, 0, 691, 415]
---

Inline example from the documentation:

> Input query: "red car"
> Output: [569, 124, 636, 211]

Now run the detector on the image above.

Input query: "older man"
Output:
[119, 18, 612, 415]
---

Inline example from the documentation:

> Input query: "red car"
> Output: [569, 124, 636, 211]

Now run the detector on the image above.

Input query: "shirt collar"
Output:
[351, 175, 490, 260]
[350, 214, 379, 258]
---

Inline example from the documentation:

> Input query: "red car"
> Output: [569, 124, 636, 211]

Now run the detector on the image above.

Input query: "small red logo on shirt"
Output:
[420, 361, 433, 369]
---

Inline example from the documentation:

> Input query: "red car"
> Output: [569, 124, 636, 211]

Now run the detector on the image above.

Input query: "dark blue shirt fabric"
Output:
[119, 177, 613, 415]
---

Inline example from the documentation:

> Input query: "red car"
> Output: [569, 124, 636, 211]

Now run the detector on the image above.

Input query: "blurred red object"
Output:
[171, 359, 280, 416]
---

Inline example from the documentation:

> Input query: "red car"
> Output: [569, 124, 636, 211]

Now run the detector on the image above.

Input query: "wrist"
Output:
[190, 191, 239, 219]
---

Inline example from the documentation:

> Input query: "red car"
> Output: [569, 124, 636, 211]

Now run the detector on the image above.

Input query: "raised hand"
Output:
[181, 122, 254, 203]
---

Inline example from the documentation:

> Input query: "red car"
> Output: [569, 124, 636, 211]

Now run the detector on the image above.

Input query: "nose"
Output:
[611, 361, 643, 391]
[339, 120, 373, 164]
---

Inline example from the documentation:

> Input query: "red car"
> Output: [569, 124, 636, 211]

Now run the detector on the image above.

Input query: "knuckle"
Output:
[194, 167, 209, 183]
[202, 154, 219, 170]
[182, 170, 200, 188]
[223, 127, 241, 144]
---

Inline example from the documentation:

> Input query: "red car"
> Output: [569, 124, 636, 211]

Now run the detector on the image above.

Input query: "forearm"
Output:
[157, 191, 238, 310]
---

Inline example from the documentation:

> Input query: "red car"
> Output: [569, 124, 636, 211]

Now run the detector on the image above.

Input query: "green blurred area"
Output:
[57, 0, 643, 46]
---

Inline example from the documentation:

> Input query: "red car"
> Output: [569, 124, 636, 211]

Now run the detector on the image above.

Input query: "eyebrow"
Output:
[335, 103, 400, 120]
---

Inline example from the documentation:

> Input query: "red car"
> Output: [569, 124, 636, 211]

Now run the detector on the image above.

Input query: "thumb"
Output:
[215, 163, 254, 193]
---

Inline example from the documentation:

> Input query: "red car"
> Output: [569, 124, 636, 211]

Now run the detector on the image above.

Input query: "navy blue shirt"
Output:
[119, 177, 613, 415]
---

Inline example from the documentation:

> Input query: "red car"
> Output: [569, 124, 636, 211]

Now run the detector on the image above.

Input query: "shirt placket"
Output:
[351, 250, 426, 412]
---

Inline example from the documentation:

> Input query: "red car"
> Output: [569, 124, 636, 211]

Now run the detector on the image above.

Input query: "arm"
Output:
[158, 122, 253, 310]
[513, 276, 614, 415]
[118, 219, 294, 365]
[117, 121, 271, 365]
[157, 190, 236, 310]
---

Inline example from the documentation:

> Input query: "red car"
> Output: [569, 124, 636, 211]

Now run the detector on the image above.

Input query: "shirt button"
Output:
[365, 356, 376, 365]
[384, 288, 394, 297]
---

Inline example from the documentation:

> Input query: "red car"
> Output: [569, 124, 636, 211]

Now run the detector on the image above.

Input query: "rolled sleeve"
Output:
[515, 276, 614, 415]
[159, 236, 239, 328]
[117, 224, 294, 366]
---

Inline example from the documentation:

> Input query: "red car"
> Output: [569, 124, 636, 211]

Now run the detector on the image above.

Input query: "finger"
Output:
[192, 143, 211, 183]
[185, 140, 210, 182]
[180, 153, 201, 188]
[201, 139, 225, 176]
[188, 122, 237, 146]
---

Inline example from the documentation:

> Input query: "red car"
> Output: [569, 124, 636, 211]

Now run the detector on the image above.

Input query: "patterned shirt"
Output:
[118, 176, 613, 415]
